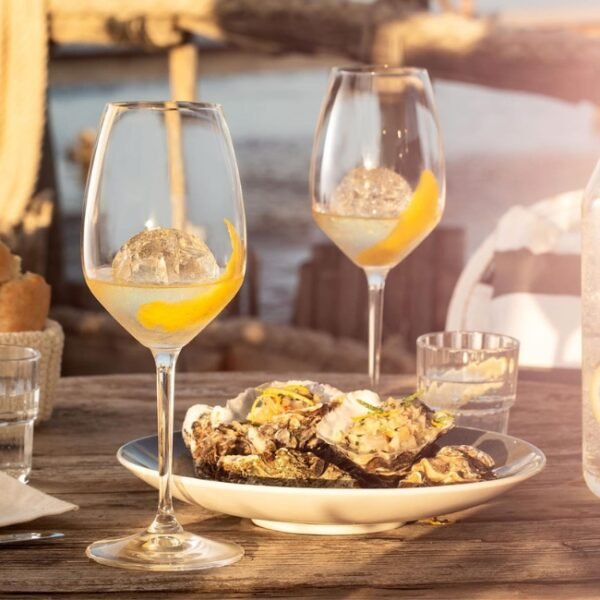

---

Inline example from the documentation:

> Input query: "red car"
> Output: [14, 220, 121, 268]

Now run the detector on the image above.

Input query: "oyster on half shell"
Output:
[314, 391, 455, 487]
[401, 445, 496, 487]
[216, 449, 356, 487]
[182, 380, 344, 484]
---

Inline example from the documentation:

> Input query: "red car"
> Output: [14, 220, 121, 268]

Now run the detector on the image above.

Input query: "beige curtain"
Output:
[0, 0, 48, 232]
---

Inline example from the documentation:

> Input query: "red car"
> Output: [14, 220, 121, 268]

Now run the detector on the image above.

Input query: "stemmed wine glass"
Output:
[310, 66, 445, 387]
[82, 102, 246, 570]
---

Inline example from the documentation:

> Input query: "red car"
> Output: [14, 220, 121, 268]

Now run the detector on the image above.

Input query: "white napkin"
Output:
[0, 472, 78, 527]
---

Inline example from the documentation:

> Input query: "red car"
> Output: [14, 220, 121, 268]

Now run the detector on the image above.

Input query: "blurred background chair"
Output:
[446, 190, 581, 369]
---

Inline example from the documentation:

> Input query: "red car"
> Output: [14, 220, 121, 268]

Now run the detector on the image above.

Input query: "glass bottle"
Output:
[582, 159, 600, 495]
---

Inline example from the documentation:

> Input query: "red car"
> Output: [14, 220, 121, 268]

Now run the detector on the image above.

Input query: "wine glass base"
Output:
[86, 530, 244, 571]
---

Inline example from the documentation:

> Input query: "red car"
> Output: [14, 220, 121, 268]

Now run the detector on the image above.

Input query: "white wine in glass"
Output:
[310, 66, 445, 387]
[82, 102, 246, 571]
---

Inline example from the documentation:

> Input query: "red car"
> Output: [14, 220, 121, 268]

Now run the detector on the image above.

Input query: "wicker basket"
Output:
[0, 319, 64, 421]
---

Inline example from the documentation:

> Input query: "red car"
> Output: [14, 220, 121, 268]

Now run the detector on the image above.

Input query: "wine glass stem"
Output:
[366, 270, 387, 388]
[147, 349, 183, 536]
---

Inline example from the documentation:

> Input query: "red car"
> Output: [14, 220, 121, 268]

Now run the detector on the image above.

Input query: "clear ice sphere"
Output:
[330, 166, 412, 218]
[112, 228, 220, 284]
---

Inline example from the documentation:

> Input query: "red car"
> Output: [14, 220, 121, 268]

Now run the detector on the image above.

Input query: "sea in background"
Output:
[48, 0, 600, 322]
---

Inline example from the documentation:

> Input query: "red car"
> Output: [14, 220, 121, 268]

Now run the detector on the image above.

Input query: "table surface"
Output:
[1, 371, 594, 599]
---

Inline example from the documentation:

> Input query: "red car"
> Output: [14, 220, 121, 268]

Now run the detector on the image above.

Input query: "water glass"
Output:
[0, 346, 40, 483]
[416, 331, 519, 433]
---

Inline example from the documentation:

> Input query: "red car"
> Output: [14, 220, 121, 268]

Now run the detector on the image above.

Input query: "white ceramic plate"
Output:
[118, 428, 545, 535]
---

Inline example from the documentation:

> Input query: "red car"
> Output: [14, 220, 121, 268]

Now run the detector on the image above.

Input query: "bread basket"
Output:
[0, 319, 64, 421]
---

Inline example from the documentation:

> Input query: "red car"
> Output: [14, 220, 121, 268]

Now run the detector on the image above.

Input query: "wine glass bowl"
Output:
[310, 66, 445, 386]
[82, 101, 246, 570]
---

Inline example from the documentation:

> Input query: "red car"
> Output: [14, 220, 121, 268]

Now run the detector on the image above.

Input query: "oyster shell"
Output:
[182, 380, 343, 482]
[215, 449, 356, 487]
[315, 391, 454, 487]
[183, 407, 255, 478]
[401, 445, 496, 487]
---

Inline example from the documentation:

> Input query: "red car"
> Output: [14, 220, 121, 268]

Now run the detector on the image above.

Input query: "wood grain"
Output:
[0, 371, 593, 598]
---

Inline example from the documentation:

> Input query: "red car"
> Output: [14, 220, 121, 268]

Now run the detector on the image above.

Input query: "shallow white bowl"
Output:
[118, 427, 545, 535]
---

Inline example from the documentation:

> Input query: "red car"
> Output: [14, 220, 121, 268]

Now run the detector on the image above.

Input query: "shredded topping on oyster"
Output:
[340, 397, 448, 455]
[248, 384, 322, 425]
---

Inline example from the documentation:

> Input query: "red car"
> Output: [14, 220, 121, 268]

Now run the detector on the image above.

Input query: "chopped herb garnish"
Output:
[357, 398, 385, 413]
[432, 411, 454, 428]
[401, 390, 423, 406]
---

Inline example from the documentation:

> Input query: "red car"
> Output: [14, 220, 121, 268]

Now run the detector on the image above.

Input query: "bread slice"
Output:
[0, 273, 51, 332]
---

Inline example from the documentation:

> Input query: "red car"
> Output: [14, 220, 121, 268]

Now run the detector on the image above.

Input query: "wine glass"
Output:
[310, 66, 445, 387]
[82, 102, 246, 571]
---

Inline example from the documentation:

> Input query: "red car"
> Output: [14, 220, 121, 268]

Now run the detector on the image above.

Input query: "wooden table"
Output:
[1, 371, 595, 598]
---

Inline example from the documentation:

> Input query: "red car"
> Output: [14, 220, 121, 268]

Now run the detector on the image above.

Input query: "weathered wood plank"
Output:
[407, 233, 436, 343]
[292, 262, 314, 329]
[336, 252, 364, 339]
[433, 227, 464, 330]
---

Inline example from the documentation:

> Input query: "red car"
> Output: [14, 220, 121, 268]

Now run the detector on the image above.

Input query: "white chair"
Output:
[446, 191, 582, 369]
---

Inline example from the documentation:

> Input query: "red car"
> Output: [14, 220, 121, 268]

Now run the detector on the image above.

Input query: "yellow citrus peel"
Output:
[136, 219, 244, 333]
[248, 386, 317, 424]
[356, 169, 441, 267]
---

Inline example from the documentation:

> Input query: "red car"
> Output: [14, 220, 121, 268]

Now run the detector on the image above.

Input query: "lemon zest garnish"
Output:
[248, 394, 280, 423]
[259, 387, 316, 405]
[247, 386, 317, 423]
[356, 170, 441, 267]
[136, 219, 244, 333]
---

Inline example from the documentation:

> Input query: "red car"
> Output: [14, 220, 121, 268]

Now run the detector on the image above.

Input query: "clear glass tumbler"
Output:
[0, 346, 40, 483]
[416, 331, 519, 434]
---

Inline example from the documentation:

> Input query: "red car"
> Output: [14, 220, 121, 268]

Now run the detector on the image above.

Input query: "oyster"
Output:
[401, 445, 496, 487]
[216, 449, 356, 487]
[182, 380, 344, 484]
[315, 391, 454, 487]
[183, 406, 255, 478]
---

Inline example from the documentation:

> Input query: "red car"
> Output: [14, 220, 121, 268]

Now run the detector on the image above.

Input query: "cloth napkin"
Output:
[0, 472, 78, 527]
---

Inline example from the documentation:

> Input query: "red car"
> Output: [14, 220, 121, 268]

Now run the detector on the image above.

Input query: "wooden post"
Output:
[169, 42, 198, 101]
[166, 42, 198, 230]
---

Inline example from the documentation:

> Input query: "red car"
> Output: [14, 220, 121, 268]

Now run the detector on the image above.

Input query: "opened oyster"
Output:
[314, 391, 454, 487]
[182, 381, 496, 488]
[401, 445, 496, 487]
[216, 450, 355, 487]
[182, 380, 343, 485]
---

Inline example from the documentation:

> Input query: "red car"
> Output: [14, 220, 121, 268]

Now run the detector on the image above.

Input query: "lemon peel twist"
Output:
[136, 219, 244, 333]
[356, 169, 441, 267]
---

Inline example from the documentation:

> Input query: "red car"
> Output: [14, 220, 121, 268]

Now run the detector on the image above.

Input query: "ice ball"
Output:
[112, 228, 220, 284]
[330, 167, 412, 218]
